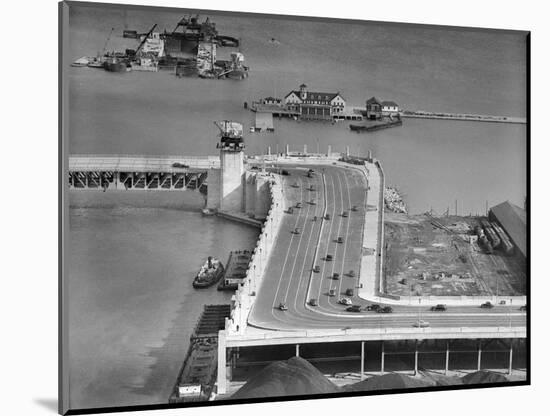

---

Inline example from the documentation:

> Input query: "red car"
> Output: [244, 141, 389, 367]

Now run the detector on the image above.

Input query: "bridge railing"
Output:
[226, 174, 285, 334]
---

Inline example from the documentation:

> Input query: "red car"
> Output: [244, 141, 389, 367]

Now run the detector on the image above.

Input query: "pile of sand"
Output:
[231, 357, 340, 399]
[345, 373, 432, 392]
[461, 370, 509, 384]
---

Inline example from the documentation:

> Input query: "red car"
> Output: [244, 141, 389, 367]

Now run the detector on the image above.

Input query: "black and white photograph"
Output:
[59, 0, 531, 414]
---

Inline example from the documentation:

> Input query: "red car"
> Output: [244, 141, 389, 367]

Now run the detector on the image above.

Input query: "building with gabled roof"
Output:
[284, 84, 346, 120]
[366, 96, 383, 119]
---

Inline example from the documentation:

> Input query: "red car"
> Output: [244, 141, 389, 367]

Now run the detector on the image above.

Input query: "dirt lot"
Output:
[383, 213, 526, 297]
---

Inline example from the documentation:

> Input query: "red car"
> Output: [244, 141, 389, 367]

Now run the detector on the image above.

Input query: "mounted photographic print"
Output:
[59, 1, 529, 414]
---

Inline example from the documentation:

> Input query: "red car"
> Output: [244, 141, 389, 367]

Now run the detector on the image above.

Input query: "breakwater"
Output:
[401, 110, 526, 124]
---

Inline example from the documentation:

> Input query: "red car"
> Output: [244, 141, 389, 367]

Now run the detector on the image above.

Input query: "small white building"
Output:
[381, 101, 400, 116]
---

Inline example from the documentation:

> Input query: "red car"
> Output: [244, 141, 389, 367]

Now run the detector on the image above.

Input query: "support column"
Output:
[360, 341, 365, 381]
[327, 145, 332, 157]
[445, 341, 450, 375]
[217, 331, 227, 394]
[286, 144, 289, 155]
[414, 340, 419, 375]
[295, 344, 300, 357]
[509, 341, 513, 376]
[304, 144, 307, 154]
[477, 340, 482, 371]
[268, 146, 271, 155]
[381, 341, 385, 374]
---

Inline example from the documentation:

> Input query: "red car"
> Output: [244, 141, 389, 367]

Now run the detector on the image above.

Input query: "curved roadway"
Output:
[248, 165, 526, 331]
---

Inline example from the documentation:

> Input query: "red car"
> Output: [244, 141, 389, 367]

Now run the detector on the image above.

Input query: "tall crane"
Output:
[102, 27, 115, 55]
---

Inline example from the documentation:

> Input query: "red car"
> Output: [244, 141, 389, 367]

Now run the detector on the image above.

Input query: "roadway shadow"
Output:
[33, 398, 58, 413]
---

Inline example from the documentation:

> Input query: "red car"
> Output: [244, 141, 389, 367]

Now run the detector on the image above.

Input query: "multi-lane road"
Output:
[247, 164, 526, 331]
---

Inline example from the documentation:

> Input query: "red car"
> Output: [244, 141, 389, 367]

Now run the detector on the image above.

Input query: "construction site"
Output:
[383, 213, 527, 298]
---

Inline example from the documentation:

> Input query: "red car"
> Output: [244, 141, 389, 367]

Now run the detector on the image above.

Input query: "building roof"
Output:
[381, 100, 398, 107]
[489, 200, 526, 257]
[263, 96, 281, 102]
[366, 96, 382, 105]
[299, 83, 307, 88]
[285, 90, 344, 105]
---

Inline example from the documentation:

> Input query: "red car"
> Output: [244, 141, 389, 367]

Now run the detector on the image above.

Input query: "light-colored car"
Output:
[338, 298, 352, 306]
[413, 320, 430, 328]
[279, 302, 288, 311]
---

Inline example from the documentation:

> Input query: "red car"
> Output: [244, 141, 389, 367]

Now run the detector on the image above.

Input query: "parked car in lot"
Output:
[480, 301, 494, 309]
[339, 298, 352, 306]
[346, 305, 362, 313]
[337, 236, 344, 244]
[308, 169, 315, 173]
[325, 254, 333, 261]
[431, 304, 447, 311]
[345, 288, 354, 296]
[279, 302, 288, 311]
[313, 265, 320, 273]
[377, 306, 393, 313]
[328, 289, 336, 297]
[332, 273, 340, 280]
[309, 298, 318, 306]
[366, 304, 380, 311]
[413, 320, 430, 328]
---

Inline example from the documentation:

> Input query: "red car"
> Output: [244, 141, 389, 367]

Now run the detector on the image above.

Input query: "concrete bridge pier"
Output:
[360, 341, 365, 381]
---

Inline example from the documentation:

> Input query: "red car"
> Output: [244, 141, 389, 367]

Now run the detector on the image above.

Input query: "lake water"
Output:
[66, 3, 527, 409]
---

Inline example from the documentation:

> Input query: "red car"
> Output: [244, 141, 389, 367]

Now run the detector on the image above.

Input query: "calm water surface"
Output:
[67, 4, 527, 409]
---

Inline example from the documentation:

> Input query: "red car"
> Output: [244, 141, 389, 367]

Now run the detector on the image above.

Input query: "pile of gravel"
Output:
[461, 371, 509, 384]
[231, 357, 340, 399]
[345, 373, 432, 392]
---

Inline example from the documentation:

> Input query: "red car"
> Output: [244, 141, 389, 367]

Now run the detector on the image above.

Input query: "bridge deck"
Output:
[69, 154, 220, 172]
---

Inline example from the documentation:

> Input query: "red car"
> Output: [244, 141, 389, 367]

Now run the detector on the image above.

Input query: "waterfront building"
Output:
[366, 96, 383, 119]
[381, 100, 400, 116]
[284, 83, 346, 120]
[261, 96, 283, 106]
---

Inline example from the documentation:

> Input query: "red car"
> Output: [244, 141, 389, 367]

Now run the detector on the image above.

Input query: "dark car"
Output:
[337, 237, 344, 244]
[342, 211, 348, 218]
[309, 185, 315, 191]
[281, 170, 290, 176]
[332, 273, 340, 280]
[293, 227, 301, 235]
[291, 181, 299, 188]
[309, 298, 318, 306]
[377, 306, 393, 313]
[480, 301, 494, 309]
[250, 166, 260, 170]
[345, 288, 354, 297]
[431, 304, 447, 311]
[351, 205, 358, 212]
[172, 162, 190, 169]
[278, 302, 288, 311]
[366, 304, 380, 311]
[325, 254, 333, 261]
[313, 265, 320, 273]
[324, 214, 331, 220]
[287, 207, 294, 214]
[296, 202, 302, 208]
[348, 270, 356, 277]
[346, 305, 362, 313]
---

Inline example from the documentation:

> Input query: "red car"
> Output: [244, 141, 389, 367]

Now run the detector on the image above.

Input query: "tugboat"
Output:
[193, 256, 224, 288]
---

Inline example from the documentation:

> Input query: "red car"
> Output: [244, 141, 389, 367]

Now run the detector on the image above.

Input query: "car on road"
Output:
[281, 170, 290, 176]
[324, 214, 331, 220]
[339, 298, 352, 305]
[172, 162, 190, 169]
[337, 237, 344, 244]
[365, 304, 380, 311]
[342, 211, 348, 218]
[291, 181, 299, 188]
[287, 207, 294, 214]
[309, 185, 315, 191]
[348, 270, 355, 277]
[377, 306, 393, 313]
[346, 305, 362, 313]
[296, 202, 302, 208]
[313, 265, 320, 273]
[325, 254, 333, 261]
[332, 273, 340, 280]
[308, 169, 315, 173]
[250, 166, 259, 170]
[430, 304, 447, 311]
[328, 289, 336, 297]
[310, 199, 316, 205]
[345, 288, 354, 296]
[309, 298, 318, 306]
[520, 305, 527, 312]
[413, 320, 430, 328]
[480, 301, 494, 309]
[351, 205, 358, 211]
[278, 302, 288, 311]
[293, 227, 301, 235]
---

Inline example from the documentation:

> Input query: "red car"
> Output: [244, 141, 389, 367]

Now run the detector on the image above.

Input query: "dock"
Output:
[218, 251, 253, 291]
